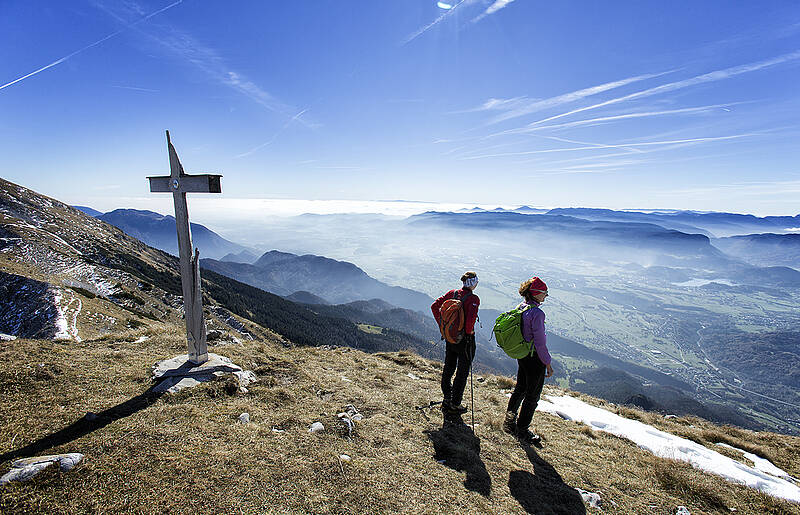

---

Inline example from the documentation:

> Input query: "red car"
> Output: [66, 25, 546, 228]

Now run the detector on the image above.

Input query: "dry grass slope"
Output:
[1, 324, 799, 514]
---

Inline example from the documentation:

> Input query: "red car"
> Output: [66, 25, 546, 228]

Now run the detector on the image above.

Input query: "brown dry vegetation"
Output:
[1, 326, 800, 514]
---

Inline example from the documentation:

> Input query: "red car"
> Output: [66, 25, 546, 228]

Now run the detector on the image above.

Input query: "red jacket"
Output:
[431, 288, 480, 335]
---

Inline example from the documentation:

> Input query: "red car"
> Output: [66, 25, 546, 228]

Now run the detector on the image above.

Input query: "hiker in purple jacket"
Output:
[503, 276, 554, 446]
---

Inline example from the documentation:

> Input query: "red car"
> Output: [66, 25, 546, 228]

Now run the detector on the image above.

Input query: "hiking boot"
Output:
[442, 400, 468, 414]
[516, 428, 542, 446]
[503, 411, 517, 434]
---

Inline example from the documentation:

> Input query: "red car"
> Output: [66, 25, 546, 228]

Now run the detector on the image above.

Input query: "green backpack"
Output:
[493, 305, 532, 359]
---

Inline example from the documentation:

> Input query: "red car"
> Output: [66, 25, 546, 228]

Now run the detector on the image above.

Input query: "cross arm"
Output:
[148, 174, 222, 193]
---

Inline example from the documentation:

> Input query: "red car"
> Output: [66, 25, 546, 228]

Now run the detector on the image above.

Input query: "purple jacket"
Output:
[520, 301, 551, 365]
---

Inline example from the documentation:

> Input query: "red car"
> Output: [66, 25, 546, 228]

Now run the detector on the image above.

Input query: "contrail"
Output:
[527, 49, 800, 126]
[234, 108, 309, 158]
[0, 0, 183, 92]
[460, 134, 753, 160]
[489, 103, 747, 137]
[487, 71, 673, 124]
[403, 0, 468, 45]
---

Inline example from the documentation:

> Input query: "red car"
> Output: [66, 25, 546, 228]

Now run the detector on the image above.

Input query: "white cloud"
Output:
[490, 103, 745, 136]
[93, 1, 317, 127]
[481, 71, 671, 124]
[658, 180, 800, 199]
[528, 49, 800, 127]
[472, 0, 517, 23]
[460, 133, 753, 160]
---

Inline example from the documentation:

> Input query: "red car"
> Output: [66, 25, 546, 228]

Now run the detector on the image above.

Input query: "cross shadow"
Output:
[0, 384, 166, 464]
[423, 413, 491, 497]
[508, 446, 586, 514]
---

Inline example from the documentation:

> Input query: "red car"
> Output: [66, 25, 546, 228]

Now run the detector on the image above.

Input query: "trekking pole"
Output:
[470, 362, 475, 432]
[469, 339, 475, 433]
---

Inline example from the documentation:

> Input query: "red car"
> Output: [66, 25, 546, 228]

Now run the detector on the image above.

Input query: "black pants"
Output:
[507, 354, 546, 431]
[441, 337, 475, 406]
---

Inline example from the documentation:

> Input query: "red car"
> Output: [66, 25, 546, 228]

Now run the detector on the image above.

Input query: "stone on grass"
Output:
[152, 353, 257, 393]
[309, 422, 324, 433]
[339, 454, 351, 462]
[575, 488, 602, 509]
[238, 412, 250, 424]
[337, 405, 363, 438]
[206, 329, 224, 341]
[675, 507, 691, 515]
[0, 453, 83, 485]
[233, 370, 257, 387]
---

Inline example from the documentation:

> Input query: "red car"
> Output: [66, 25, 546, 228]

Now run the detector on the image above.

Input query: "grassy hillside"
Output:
[2, 323, 799, 514]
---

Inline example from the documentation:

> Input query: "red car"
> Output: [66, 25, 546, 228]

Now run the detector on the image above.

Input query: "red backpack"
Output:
[439, 290, 472, 344]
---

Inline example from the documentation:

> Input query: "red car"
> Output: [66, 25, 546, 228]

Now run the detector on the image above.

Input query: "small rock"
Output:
[407, 372, 419, 380]
[351, 413, 363, 422]
[233, 370, 258, 388]
[664, 414, 678, 419]
[237, 413, 250, 424]
[675, 507, 691, 515]
[309, 422, 324, 433]
[84, 412, 98, 422]
[339, 454, 351, 462]
[575, 488, 602, 509]
[341, 376, 351, 382]
[271, 427, 285, 433]
[0, 453, 84, 485]
[239, 386, 249, 394]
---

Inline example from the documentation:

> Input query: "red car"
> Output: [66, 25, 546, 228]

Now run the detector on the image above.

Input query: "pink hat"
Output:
[528, 277, 548, 294]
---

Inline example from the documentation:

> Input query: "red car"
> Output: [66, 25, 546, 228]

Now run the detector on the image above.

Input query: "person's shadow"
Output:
[508, 445, 586, 514]
[424, 413, 491, 497]
[0, 385, 166, 464]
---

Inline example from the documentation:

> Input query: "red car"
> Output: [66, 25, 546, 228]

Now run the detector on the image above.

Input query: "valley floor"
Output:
[1, 326, 799, 514]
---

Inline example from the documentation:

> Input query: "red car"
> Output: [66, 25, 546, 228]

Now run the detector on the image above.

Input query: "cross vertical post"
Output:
[148, 131, 222, 364]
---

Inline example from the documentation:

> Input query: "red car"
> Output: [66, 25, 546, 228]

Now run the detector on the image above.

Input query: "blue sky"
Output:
[2, 1, 800, 218]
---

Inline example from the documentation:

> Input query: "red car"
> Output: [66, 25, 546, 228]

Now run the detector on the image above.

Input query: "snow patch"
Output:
[537, 395, 800, 502]
[51, 288, 81, 341]
[716, 443, 797, 483]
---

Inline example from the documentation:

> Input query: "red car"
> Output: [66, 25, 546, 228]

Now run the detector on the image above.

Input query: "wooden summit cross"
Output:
[148, 131, 221, 365]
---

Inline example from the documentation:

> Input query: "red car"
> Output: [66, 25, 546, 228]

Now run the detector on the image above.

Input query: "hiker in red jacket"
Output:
[431, 271, 480, 414]
[503, 276, 553, 446]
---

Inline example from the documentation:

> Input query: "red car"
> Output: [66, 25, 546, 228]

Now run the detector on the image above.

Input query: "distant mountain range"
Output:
[201, 250, 435, 313]
[221, 249, 260, 264]
[449, 207, 800, 238]
[713, 233, 800, 269]
[409, 210, 730, 267]
[74, 207, 252, 260]
[545, 208, 800, 238]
